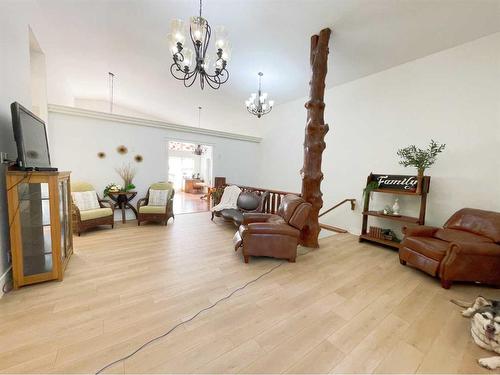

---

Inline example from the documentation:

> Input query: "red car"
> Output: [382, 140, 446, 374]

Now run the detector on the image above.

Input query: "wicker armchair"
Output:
[137, 182, 175, 226]
[71, 182, 114, 236]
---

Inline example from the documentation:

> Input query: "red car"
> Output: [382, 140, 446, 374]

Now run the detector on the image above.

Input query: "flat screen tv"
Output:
[11, 102, 56, 171]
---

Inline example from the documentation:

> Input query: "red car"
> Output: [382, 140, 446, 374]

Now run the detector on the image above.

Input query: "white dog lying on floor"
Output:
[452, 297, 500, 370]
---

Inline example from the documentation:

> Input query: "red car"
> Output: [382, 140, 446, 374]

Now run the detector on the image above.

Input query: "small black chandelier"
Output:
[167, 0, 230, 90]
[193, 106, 206, 155]
[246, 72, 274, 118]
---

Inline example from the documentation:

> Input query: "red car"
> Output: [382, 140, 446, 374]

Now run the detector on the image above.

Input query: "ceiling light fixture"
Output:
[194, 106, 205, 155]
[246, 72, 274, 118]
[108, 72, 115, 113]
[167, 0, 230, 90]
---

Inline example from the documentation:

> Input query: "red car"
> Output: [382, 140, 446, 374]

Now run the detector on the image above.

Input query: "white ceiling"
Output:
[34, 0, 500, 136]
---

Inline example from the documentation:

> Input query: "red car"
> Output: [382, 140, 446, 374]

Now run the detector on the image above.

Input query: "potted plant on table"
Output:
[397, 139, 446, 194]
[115, 163, 137, 192]
[103, 183, 122, 197]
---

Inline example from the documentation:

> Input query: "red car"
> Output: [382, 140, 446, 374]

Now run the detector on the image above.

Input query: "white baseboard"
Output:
[0, 267, 12, 299]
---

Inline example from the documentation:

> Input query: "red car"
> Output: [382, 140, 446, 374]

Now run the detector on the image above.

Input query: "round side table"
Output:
[107, 191, 138, 223]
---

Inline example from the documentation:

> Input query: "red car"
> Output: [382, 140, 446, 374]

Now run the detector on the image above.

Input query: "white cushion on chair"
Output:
[149, 189, 168, 206]
[72, 191, 100, 211]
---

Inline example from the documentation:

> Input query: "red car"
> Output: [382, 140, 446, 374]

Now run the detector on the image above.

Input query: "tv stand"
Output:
[6, 170, 72, 288]
[13, 165, 58, 172]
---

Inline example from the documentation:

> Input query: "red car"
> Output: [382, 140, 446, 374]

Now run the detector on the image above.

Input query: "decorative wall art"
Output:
[97, 152, 106, 159]
[134, 154, 143, 163]
[117, 145, 128, 154]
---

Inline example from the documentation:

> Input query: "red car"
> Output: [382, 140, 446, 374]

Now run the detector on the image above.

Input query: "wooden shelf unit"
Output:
[360, 173, 430, 249]
[6, 170, 73, 288]
[362, 210, 420, 224]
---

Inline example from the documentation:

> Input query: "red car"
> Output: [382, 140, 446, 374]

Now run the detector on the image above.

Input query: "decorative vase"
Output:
[392, 198, 400, 215]
[416, 169, 424, 194]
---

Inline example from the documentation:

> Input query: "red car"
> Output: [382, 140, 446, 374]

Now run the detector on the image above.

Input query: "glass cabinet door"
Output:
[59, 179, 70, 261]
[17, 182, 53, 276]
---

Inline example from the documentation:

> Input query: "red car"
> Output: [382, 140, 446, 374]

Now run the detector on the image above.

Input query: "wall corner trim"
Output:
[48, 104, 262, 143]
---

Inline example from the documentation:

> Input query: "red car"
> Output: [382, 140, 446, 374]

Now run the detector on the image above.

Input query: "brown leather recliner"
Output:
[233, 194, 312, 263]
[399, 208, 500, 289]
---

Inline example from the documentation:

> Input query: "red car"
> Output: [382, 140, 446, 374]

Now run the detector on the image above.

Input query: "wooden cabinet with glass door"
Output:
[6, 170, 73, 289]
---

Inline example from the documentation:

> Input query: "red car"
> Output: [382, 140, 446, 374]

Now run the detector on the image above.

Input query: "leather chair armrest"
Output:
[439, 242, 500, 286]
[403, 225, 439, 237]
[448, 241, 499, 256]
[247, 222, 299, 237]
[242, 212, 273, 225]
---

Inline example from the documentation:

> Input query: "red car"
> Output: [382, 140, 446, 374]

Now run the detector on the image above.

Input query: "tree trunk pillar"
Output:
[299, 28, 331, 248]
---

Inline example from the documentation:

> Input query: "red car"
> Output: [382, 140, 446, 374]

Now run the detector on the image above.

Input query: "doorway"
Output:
[167, 140, 213, 214]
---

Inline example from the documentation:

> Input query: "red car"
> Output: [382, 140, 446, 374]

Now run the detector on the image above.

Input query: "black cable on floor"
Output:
[95, 259, 288, 374]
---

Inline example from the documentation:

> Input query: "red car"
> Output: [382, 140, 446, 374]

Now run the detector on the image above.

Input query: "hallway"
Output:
[173, 191, 209, 214]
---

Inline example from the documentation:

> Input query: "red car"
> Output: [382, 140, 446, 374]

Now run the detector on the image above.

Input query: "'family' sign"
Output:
[372, 174, 419, 191]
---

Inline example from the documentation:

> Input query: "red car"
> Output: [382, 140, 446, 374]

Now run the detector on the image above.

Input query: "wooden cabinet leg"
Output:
[399, 259, 407, 265]
[244, 255, 249, 263]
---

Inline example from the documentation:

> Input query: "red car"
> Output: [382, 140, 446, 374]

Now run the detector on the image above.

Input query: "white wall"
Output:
[0, 1, 42, 293]
[48, 111, 261, 220]
[29, 28, 48, 123]
[252, 33, 500, 235]
[74, 98, 163, 120]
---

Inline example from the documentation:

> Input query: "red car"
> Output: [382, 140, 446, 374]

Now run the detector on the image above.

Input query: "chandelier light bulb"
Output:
[269, 100, 275, 107]
[183, 48, 194, 69]
[170, 19, 184, 33]
[174, 32, 185, 43]
[215, 26, 228, 49]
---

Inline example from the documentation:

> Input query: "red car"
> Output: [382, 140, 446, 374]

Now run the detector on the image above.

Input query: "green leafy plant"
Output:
[362, 180, 379, 207]
[125, 183, 136, 192]
[397, 140, 446, 176]
[363, 181, 379, 197]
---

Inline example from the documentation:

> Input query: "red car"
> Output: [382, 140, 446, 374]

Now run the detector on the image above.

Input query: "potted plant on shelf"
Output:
[362, 180, 379, 208]
[397, 140, 446, 194]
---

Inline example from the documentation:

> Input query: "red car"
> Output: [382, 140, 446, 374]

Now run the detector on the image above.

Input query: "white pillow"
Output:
[149, 189, 168, 206]
[72, 191, 100, 211]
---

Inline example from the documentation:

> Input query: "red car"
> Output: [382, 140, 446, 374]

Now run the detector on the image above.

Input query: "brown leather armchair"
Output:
[233, 194, 312, 263]
[399, 208, 500, 289]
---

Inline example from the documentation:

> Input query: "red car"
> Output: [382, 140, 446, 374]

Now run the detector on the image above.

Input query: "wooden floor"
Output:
[173, 191, 209, 214]
[0, 212, 497, 374]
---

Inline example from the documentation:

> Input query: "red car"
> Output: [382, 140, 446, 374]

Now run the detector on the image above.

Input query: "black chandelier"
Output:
[246, 72, 274, 118]
[167, 0, 230, 90]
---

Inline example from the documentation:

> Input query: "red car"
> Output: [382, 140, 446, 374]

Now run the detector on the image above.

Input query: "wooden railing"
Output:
[225, 184, 300, 214]
[219, 184, 355, 233]
[318, 198, 356, 218]
[318, 198, 356, 233]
